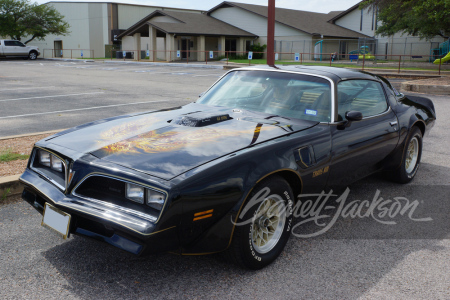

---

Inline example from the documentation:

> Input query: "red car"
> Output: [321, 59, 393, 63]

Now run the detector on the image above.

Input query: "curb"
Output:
[0, 129, 66, 199]
[0, 129, 65, 141]
[103, 60, 223, 69]
[400, 82, 450, 95]
[0, 175, 23, 198]
[42, 58, 95, 63]
[41, 58, 224, 69]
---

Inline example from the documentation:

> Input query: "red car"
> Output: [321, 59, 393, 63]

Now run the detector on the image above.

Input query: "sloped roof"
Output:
[208, 1, 371, 38]
[328, 1, 363, 24]
[117, 10, 256, 39]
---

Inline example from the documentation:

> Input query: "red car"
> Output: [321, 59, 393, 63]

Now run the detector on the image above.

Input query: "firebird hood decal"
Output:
[47, 103, 318, 180]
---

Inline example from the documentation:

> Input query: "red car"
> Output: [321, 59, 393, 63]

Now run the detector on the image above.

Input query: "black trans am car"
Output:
[20, 66, 436, 269]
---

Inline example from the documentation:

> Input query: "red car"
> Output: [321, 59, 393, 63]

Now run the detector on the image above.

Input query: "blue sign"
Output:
[209, 51, 214, 59]
[146, 50, 149, 57]
[123, 51, 126, 58]
[177, 50, 180, 58]
[60, 50, 63, 57]
[80, 51, 83, 57]
[349, 54, 358, 61]
[248, 51, 253, 60]
[294, 53, 300, 61]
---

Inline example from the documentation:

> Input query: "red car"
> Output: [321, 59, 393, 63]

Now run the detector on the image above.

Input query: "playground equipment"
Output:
[430, 40, 449, 62]
[349, 46, 375, 61]
[314, 40, 323, 61]
[433, 51, 450, 64]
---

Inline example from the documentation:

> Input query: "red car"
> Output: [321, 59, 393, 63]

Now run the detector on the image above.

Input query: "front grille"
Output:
[73, 175, 163, 221]
[30, 148, 67, 191]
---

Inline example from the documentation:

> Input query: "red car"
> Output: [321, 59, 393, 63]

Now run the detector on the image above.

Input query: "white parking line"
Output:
[0, 92, 104, 102]
[192, 74, 222, 77]
[0, 86, 55, 91]
[0, 100, 169, 119]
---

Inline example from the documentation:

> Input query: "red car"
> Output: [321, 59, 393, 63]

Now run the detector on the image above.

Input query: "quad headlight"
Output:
[51, 155, 63, 172]
[147, 189, 165, 211]
[125, 183, 165, 210]
[38, 150, 63, 172]
[39, 150, 51, 167]
[126, 183, 145, 204]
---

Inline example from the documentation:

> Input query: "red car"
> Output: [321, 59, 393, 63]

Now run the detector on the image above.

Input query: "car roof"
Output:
[237, 65, 380, 82]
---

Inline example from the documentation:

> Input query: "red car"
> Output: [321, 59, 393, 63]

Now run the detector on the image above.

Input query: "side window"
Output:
[4, 41, 14, 46]
[14, 41, 25, 47]
[337, 80, 388, 120]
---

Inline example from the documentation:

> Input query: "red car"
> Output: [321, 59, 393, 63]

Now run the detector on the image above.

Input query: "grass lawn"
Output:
[0, 148, 29, 162]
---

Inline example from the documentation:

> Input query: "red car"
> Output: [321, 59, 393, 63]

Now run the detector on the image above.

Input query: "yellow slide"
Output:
[433, 52, 450, 64]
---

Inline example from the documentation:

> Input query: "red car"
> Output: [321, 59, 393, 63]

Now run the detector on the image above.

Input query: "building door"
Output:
[181, 39, 191, 59]
[54, 41, 63, 57]
[225, 39, 237, 56]
[339, 41, 347, 59]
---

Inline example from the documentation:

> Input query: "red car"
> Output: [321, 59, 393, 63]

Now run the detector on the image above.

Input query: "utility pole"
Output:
[267, 0, 275, 66]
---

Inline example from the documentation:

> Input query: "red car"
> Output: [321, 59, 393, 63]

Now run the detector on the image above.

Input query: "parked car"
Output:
[0, 40, 40, 60]
[20, 66, 436, 269]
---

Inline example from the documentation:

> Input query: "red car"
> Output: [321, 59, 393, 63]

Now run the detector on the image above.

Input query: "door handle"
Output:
[390, 121, 398, 126]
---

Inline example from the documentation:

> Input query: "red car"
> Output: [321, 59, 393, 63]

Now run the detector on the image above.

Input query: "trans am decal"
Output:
[99, 125, 274, 154]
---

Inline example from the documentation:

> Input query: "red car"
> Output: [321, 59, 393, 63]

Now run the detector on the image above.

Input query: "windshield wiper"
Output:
[265, 115, 291, 121]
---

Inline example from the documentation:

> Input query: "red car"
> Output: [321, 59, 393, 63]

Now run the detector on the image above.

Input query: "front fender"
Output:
[172, 126, 331, 254]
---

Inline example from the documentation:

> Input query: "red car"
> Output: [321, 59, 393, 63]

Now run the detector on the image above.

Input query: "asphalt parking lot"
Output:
[0, 59, 226, 137]
[0, 59, 449, 299]
[0, 59, 408, 138]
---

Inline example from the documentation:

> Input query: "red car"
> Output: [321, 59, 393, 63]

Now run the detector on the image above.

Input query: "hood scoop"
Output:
[170, 112, 232, 127]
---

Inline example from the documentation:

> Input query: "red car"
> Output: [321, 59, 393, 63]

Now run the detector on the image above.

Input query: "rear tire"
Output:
[226, 175, 294, 269]
[390, 126, 422, 183]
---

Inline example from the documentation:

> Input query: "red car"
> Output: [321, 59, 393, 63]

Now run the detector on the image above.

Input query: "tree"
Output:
[361, 0, 450, 40]
[0, 0, 69, 44]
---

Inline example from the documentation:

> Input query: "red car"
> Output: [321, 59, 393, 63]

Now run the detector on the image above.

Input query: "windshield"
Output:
[197, 70, 332, 122]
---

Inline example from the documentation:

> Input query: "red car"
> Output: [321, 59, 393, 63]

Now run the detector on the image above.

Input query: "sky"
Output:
[37, 0, 362, 14]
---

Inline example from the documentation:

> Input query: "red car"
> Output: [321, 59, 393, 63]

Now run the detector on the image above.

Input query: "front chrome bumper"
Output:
[20, 169, 178, 255]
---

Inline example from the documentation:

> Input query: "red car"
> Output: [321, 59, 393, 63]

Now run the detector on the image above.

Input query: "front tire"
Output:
[227, 175, 294, 269]
[391, 126, 423, 183]
[29, 51, 37, 60]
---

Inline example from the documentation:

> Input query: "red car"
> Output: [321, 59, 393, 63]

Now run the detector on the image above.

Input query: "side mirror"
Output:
[338, 111, 363, 129]
[345, 111, 363, 122]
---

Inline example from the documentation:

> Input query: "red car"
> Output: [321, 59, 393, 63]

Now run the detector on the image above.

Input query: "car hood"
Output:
[46, 103, 318, 180]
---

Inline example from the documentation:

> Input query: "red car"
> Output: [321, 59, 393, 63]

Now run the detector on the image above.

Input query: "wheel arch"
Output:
[265, 170, 303, 202]
[412, 119, 426, 137]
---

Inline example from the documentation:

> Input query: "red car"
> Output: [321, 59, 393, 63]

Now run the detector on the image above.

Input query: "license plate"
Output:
[41, 203, 71, 239]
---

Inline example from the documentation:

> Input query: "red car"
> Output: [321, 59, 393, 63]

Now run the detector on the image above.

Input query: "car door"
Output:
[14, 41, 28, 55]
[3, 40, 17, 55]
[326, 79, 400, 186]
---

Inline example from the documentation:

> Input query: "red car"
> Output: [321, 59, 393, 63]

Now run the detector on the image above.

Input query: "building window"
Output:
[360, 9, 363, 31]
[375, 7, 378, 30]
[371, 8, 375, 30]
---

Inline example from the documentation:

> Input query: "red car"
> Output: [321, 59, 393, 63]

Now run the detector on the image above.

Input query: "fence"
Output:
[42, 49, 94, 59]
[277, 38, 449, 61]
[109, 49, 447, 75]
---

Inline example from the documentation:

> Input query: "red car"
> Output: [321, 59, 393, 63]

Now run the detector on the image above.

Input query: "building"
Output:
[28, 1, 203, 58]
[117, 10, 256, 61]
[208, 1, 371, 59]
[328, 1, 447, 58]
[25, 1, 446, 60]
